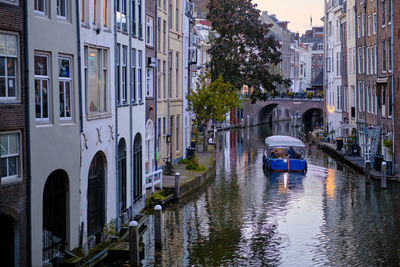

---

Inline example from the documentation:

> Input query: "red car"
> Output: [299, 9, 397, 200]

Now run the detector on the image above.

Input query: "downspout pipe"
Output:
[24, 0, 32, 265]
[129, 0, 134, 214]
[354, 3, 360, 146]
[390, 1, 395, 174]
[154, 0, 158, 170]
[114, 1, 120, 232]
[76, 0, 83, 133]
[363, 1, 367, 155]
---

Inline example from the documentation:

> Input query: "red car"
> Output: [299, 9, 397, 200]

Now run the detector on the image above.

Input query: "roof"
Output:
[265, 135, 305, 148]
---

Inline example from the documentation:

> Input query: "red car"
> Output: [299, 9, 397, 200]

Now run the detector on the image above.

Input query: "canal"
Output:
[128, 122, 400, 266]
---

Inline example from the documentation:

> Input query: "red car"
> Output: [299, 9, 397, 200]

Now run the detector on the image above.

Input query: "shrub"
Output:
[307, 92, 314, 99]
[186, 162, 206, 171]
[288, 91, 295, 98]
[178, 158, 191, 164]
[317, 91, 324, 98]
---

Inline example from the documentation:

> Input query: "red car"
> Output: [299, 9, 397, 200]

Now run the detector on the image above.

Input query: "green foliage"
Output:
[383, 139, 393, 155]
[269, 90, 278, 97]
[307, 92, 314, 99]
[145, 192, 167, 207]
[288, 91, 295, 98]
[186, 162, 207, 172]
[179, 158, 191, 164]
[207, 0, 291, 103]
[103, 219, 116, 238]
[317, 90, 324, 98]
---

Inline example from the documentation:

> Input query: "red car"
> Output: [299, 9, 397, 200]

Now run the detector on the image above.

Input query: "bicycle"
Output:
[162, 158, 175, 176]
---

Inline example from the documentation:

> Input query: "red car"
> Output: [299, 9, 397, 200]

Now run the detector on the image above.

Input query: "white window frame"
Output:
[34, 0, 47, 16]
[59, 56, 73, 121]
[85, 46, 109, 116]
[146, 68, 153, 97]
[0, 0, 19, 6]
[373, 13, 377, 34]
[367, 15, 371, 36]
[146, 16, 154, 47]
[122, 45, 127, 103]
[0, 132, 22, 183]
[138, 50, 143, 102]
[34, 53, 50, 122]
[57, 0, 68, 19]
[0, 32, 19, 102]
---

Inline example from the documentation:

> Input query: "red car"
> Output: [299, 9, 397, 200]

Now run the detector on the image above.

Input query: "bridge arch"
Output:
[302, 108, 323, 129]
[257, 104, 279, 125]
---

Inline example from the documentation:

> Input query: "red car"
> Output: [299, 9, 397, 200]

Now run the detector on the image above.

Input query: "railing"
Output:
[145, 169, 163, 193]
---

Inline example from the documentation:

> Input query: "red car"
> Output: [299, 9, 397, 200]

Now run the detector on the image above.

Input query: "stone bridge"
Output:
[243, 97, 324, 127]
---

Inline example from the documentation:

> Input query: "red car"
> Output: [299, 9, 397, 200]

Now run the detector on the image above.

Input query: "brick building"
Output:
[392, 1, 399, 173]
[0, 0, 28, 266]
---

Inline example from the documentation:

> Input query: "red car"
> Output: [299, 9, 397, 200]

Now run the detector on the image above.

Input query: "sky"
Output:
[253, 0, 324, 35]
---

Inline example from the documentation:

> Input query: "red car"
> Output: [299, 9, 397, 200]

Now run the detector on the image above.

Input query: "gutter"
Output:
[24, 0, 32, 265]
[114, 1, 120, 232]
[154, 0, 158, 170]
[76, 0, 83, 133]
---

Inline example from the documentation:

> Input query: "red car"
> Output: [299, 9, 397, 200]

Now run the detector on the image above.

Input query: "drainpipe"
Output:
[24, 0, 32, 265]
[154, 0, 158, 170]
[390, 1, 395, 174]
[354, 3, 360, 147]
[114, 0, 120, 232]
[128, 0, 134, 213]
[363, 1, 367, 156]
[76, 0, 83, 133]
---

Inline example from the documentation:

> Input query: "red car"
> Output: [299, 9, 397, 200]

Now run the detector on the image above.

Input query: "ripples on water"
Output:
[139, 124, 400, 266]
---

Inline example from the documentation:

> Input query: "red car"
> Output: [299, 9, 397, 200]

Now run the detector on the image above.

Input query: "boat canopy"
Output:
[265, 135, 306, 148]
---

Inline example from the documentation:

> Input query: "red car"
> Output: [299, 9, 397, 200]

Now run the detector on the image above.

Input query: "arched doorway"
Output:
[87, 152, 106, 243]
[145, 120, 154, 173]
[133, 134, 143, 202]
[118, 139, 127, 212]
[43, 170, 69, 261]
[0, 214, 15, 267]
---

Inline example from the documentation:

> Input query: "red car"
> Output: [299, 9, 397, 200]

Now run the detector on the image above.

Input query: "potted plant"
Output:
[307, 91, 314, 99]
[383, 139, 393, 162]
[288, 91, 295, 98]
[317, 91, 324, 98]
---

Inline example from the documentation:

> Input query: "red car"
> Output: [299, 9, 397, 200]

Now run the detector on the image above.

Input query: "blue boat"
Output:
[262, 135, 307, 173]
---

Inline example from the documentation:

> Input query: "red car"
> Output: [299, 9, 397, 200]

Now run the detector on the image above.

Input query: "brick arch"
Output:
[0, 206, 20, 223]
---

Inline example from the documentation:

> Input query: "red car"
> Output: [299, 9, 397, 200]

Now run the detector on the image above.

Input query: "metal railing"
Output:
[145, 169, 163, 193]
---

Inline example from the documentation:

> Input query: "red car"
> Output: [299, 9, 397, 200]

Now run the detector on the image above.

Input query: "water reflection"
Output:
[139, 122, 400, 266]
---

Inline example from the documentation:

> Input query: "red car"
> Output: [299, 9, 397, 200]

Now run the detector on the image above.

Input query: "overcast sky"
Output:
[253, 0, 324, 34]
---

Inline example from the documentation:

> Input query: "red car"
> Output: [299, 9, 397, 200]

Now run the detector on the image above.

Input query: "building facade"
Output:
[0, 0, 28, 266]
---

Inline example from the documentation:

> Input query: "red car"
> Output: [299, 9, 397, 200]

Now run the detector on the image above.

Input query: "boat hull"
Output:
[263, 157, 307, 173]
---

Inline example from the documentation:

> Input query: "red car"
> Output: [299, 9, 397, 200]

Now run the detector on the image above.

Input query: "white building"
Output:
[79, 0, 117, 251]
[325, 0, 344, 134]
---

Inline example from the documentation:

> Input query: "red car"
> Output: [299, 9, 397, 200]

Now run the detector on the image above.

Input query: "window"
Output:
[163, 0, 166, 10]
[59, 57, 72, 120]
[138, 0, 143, 38]
[57, 0, 68, 19]
[121, 0, 127, 31]
[138, 50, 143, 102]
[163, 117, 166, 135]
[131, 49, 136, 101]
[175, 0, 179, 32]
[157, 59, 161, 98]
[146, 16, 154, 47]
[92, 0, 97, 25]
[131, 0, 136, 36]
[85, 46, 108, 114]
[122, 46, 127, 103]
[358, 47, 361, 74]
[34, 54, 50, 121]
[104, 0, 109, 27]
[375, 45, 377, 74]
[368, 15, 371, 36]
[163, 60, 166, 98]
[382, 41, 386, 72]
[373, 13, 377, 34]
[0, 33, 18, 102]
[175, 53, 179, 97]
[388, 0, 392, 24]
[357, 16, 361, 38]
[116, 44, 120, 103]
[382, 1, 386, 26]
[35, 0, 47, 14]
[176, 115, 179, 151]
[0, 133, 21, 180]
[168, 0, 172, 29]
[163, 20, 166, 53]
[366, 47, 370, 74]
[388, 38, 392, 72]
[157, 18, 161, 51]
[361, 14, 365, 37]
[168, 52, 172, 98]
[146, 68, 153, 97]
[158, 117, 161, 137]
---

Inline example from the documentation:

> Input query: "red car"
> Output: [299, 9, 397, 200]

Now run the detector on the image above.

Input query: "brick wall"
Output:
[0, 1, 28, 266]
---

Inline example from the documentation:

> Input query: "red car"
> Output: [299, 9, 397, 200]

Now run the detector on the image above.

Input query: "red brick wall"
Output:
[393, 2, 400, 174]
[0, 1, 28, 266]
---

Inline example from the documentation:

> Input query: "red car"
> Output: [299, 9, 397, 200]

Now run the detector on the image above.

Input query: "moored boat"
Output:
[262, 135, 307, 173]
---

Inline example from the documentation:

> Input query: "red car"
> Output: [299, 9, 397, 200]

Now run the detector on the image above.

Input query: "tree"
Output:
[187, 75, 241, 151]
[207, 0, 291, 103]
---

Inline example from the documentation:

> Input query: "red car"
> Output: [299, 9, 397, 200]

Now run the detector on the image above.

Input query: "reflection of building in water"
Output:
[325, 169, 336, 199]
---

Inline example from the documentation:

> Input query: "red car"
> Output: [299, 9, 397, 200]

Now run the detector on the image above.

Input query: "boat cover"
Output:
[269, 159, 306, 172]
[265, 135, 305, 148]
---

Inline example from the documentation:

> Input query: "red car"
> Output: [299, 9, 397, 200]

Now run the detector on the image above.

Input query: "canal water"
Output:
[136, 123, 400, 266]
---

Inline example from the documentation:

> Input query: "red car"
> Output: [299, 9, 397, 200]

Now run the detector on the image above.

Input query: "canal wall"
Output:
[319, 142, 399, 182]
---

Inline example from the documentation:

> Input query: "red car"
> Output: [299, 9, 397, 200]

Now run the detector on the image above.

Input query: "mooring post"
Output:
[175, 172, 181, 199]
[308, 131, 312, 145]
[381, 161, 387, 189]
[365, 160, 371, 183]
[154, 205, 163, 248]
[129, 221, 140, 266]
